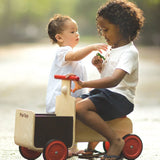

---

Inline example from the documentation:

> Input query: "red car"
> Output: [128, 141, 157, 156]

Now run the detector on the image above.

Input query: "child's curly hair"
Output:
[48, 14, 72, 43]
[96, 0, 145, 41]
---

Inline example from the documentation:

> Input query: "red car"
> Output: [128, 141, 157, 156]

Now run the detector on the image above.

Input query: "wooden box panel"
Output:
[34, 114, 73, 148]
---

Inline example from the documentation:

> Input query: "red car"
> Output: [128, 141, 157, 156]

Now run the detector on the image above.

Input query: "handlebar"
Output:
[54, 75, 79, 81]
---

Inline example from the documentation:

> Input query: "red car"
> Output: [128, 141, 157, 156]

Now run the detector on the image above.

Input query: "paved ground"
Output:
[0, 43, 160, 160]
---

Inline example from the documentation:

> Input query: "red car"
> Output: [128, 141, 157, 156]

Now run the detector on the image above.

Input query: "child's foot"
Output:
[101, 154, 121, 160]
[68, 149, 84, 157]
[78, 149, 104, 158]
[68, 143, 84, 157]
[102, 138, 125, 160]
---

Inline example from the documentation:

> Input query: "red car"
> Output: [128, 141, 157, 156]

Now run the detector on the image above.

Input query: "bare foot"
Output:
[104, 138, 125, 160]
[68, 143, 84, 157]
[68, 148, 84, 157]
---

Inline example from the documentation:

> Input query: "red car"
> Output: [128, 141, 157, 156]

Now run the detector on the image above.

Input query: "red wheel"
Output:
[103, 141, 110, 152]
[43, 139, 68, 160]
[122, 134, 143, 160]
[19, 146, 41, 160]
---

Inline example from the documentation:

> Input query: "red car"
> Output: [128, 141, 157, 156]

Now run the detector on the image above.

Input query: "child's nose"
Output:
[76, 32, 79, 36]
[102, 32, 107, 37]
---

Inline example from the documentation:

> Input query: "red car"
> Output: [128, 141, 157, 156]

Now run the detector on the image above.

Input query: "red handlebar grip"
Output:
[54, 75, 79, 81]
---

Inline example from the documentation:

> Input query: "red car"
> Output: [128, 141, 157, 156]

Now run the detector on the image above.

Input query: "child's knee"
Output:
[76, 102, 84, 115]
[76, 101, 89, 120]
[75, 97, 82, 104]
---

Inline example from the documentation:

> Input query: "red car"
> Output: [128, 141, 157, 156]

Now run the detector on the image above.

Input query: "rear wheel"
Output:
[122, 134, 143, 160]
[103, 141, 110, 153]
[19, 146, 41, 160]
[43, 139, 68, 160]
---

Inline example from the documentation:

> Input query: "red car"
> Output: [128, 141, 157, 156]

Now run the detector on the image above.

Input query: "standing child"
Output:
[71, 0, 144, 159]
[46, 14, 107, 157]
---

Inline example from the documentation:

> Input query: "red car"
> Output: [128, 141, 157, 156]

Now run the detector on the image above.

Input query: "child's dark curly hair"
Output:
[48, 14, 72, 43]
[96, 0, 145, 41]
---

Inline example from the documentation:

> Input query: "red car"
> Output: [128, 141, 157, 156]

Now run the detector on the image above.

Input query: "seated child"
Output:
[46, 14, 108, 157]
[71, 0, 144, 159]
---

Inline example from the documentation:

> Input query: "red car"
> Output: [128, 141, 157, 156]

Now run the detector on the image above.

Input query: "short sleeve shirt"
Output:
[101, 42, 139, 103]
[46, 46, 87, 113]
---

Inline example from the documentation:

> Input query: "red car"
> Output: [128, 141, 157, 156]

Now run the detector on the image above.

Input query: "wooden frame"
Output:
[14, 75, 133, 152]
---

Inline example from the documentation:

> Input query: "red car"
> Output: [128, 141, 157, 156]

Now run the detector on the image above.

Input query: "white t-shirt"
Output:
[101, 42, 138, 103]
[46, 46, 87, 113]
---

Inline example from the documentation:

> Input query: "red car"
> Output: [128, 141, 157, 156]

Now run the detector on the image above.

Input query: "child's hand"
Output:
[92, 55, 103, 72]
[72, 80, 83, 93]
[93, 43, 108, 53]
[65, 73, 75, 78]
[96, 53, 106, 60]
[65, 73, 83, 93]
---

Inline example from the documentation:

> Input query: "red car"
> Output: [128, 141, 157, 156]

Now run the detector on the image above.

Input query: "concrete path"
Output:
[0, 44, 160, 159]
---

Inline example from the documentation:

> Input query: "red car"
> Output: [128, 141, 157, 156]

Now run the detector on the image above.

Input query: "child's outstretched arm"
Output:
[72, 68, 127, 92]
[65, 43, 107, 61]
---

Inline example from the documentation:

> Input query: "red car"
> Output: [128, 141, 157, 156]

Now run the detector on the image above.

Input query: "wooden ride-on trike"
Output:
[14, 75, 143, 160]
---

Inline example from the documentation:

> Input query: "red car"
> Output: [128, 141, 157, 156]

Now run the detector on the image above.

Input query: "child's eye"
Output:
[103, 29, 108, 32]
[71, 31, 78, 34]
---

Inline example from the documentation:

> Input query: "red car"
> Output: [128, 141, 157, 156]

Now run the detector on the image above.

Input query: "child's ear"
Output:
[55, 34, 63, 43]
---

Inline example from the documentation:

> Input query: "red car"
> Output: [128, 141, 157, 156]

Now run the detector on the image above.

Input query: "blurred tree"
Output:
[0, 0, 77, 43]
[134, 0, 160, 45]
[73, 0, 106, 36]
[0, 0, 159, 46]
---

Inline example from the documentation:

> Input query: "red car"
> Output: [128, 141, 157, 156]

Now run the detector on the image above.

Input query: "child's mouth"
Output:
[106, 38, 109, 43]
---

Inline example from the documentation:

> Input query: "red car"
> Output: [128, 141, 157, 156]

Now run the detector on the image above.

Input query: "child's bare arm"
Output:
[72, 69, 127, 92]
[65, 43, 107, 61]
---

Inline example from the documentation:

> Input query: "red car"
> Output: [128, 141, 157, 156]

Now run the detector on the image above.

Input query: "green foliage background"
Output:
[0, 0, 160, 45]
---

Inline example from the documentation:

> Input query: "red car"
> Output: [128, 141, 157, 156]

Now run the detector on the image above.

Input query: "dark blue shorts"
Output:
[80, 88, 134, 121]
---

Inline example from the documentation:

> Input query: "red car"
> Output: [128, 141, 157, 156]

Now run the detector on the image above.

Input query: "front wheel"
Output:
[43, 139, 68, 160]
[122, 134, 143, 160]
[103, 141, 110, 153]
